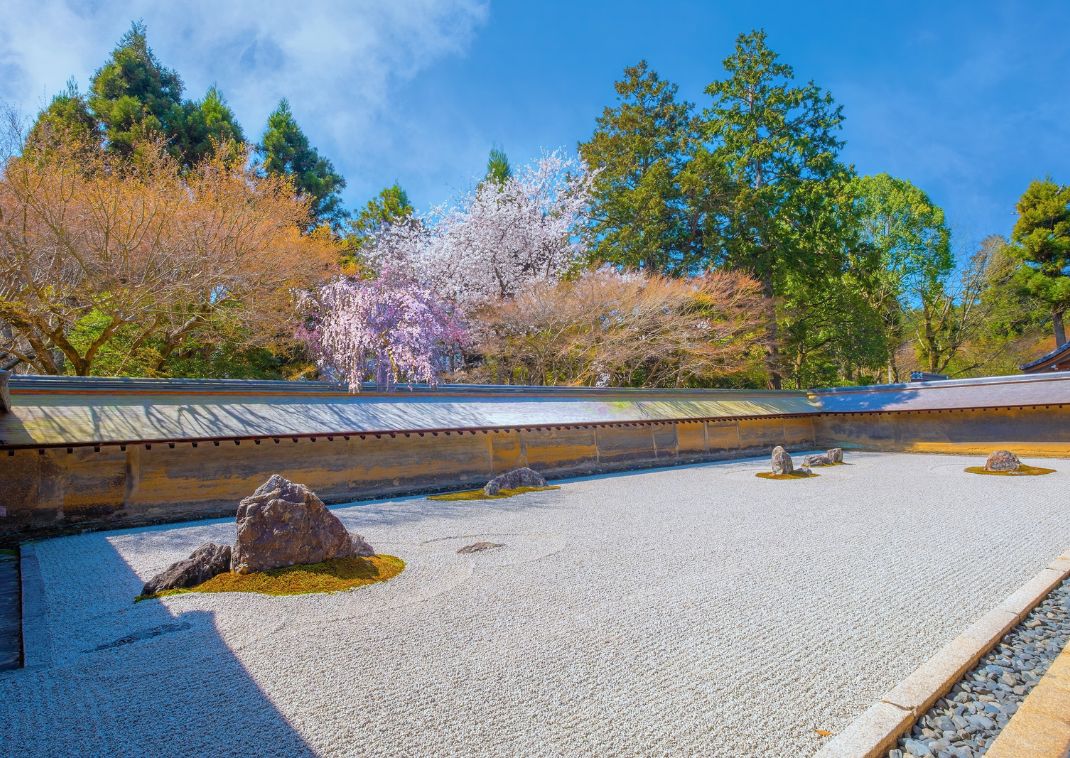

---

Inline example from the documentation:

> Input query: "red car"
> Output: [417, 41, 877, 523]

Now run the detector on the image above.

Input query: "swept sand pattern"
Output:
[2, 452, 1068, 756]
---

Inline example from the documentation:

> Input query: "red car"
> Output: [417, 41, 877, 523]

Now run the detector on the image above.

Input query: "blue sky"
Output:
[1, 0, 1068, 259]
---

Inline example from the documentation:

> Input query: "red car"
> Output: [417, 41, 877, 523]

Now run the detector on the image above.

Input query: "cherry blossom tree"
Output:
[364, 151, 595, 310]
[299, 268, 465, 391]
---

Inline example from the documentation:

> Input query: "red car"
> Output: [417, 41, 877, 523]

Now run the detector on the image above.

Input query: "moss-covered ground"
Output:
[428, 485, 560, 501]
[755, 471, 819, 480]
[138, 554, 405, 601]
[964, 464, 1055, 476]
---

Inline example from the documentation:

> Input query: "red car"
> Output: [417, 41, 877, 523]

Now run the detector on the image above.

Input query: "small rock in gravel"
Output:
[457, 541, 505, 554]
[984, 449, 1021, 471]
[903, 738, 931, 756]
[483, 467, 546, 495]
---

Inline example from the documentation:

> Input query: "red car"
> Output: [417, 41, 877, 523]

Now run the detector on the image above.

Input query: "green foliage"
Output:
[27, 23, 244, 169]
[485, 147, 512, 185]
[848, 173, 953, 381]
[258, 99, 346, 230]
[25, 80, 99, 151]
[64, 308, 296, 380]
[343, 184, 415, 271]
[1011, 179, 1070, 343]
[349, 184, 414, 242]
[579, 61, 701, 274]
[87, 21, 185, 160]
[701, 30, 850, 387]
[177, 86, 245, 165]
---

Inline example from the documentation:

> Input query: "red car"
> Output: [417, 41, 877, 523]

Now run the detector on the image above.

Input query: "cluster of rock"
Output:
[142, 475, 374, 596]
[984, 449, 1021, 472]
[483, 467, 546, 496]
[891, 577, 1070, 758]
[770, 446, 843, 474]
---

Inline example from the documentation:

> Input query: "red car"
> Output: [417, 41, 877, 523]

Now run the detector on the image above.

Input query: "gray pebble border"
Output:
[890, 577, 1070, 758]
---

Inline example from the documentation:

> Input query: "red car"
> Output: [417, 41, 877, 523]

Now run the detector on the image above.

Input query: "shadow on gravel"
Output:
[0, 539, 315, 757]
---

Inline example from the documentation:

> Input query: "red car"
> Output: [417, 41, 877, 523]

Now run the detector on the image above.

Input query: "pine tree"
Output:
[343, 184, 415, 269]
[485, 147, 512, 185]
[87, 21, 185, 159]
[579, 61, 700, 274]
[178, 86, 246, 166]
[258, 99, 346, 230]
[1012, 179, 1070, 345]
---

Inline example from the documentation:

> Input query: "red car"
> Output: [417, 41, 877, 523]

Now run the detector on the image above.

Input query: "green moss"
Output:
[137, 554, 405, 601]
[428, 485, 560, 501]
[964, 465, 1055, 476]
[755, 470, 819, 480]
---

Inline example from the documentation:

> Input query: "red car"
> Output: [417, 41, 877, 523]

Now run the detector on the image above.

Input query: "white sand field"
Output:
[2, 452, 1068, 757]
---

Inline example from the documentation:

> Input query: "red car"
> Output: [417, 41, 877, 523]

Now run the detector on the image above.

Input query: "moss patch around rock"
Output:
[755, 471, 819, 480]
[428, 485, 560, 502]
[139, 554, 405, 601]
[964, 465, 1055, 477]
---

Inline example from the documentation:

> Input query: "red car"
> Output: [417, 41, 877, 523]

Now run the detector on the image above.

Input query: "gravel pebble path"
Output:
[891, 578, 1070, 758]
[1, 452, 1068, 756]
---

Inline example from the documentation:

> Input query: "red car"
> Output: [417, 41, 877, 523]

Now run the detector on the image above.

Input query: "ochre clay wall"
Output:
[0, 415, 815, 543]
[816, 405, 1070, 458]
[3, 403, 1068, 544]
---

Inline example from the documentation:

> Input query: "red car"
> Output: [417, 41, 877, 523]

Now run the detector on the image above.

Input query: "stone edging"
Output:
[19, 542, 52, 669]
[985, 637, 1070, 757]
[815, 549, 1070, 758]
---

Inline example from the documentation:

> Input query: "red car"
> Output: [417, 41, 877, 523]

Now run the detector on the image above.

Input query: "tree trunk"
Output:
[1054, 309, 1066, 347]
[761, 275, 781, 389]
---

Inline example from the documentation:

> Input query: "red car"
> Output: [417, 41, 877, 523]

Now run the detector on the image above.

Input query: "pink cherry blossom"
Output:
[300, 267, 465, 392]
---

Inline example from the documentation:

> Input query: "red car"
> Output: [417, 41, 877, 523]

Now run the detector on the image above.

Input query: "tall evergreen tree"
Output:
[579, 61, 701, 274]
[27, 25, 245, 168]
[1011, 179, 1070, 345]
[701, 30, 849, 388]
[87, 21, 185, 159]
[178, 86, 246, 166]
[258, 99, 346, 230]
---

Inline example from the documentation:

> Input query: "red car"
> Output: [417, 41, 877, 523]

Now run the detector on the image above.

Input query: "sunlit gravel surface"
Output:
[1, 452, 1068, 757]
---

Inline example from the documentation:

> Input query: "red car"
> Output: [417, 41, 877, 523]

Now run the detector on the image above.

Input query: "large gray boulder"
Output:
[142, 542, 232, 596]
[483, 467, 547, 496]
[771, 446, 794, 475]
[232, 475, 374, 574]
[984, 450, 1021, 472]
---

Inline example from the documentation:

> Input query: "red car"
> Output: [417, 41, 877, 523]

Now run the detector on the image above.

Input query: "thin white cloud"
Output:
[0, 0, 488, 198]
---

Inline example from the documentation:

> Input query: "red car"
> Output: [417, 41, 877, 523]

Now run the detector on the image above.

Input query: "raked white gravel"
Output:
[2, 452, 1068, 757]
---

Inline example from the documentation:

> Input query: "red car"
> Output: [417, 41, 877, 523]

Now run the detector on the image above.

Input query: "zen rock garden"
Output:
[760, 445, 844, 479]
[140, 467, 552, 598]
[142, 474, 378, 597]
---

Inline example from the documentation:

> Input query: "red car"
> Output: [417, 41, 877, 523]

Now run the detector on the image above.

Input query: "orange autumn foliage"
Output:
[0, 133, 336, 375]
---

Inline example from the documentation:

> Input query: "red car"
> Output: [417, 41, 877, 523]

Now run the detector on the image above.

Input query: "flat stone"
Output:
[457, 541, 505, 554]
